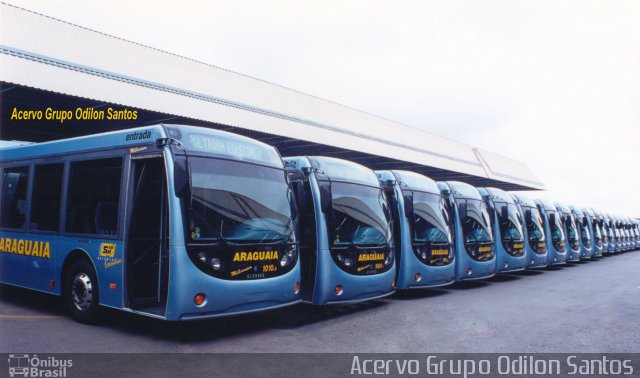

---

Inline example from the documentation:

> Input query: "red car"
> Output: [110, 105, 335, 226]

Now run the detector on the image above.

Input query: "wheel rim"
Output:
[71, 272, 93, 311]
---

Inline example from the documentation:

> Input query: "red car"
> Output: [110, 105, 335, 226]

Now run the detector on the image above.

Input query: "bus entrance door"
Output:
[126, 157, 169, 315]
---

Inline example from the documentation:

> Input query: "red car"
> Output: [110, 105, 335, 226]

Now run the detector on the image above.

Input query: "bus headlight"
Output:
[197, 252, 207, 264]
[210, 258, 222, 271]
[384, 248, 394, 266]
[280, 253, 289, 267]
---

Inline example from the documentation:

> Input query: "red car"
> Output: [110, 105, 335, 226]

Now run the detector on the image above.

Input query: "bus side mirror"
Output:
[459, 202, 467, 220]
[319, 180, 332, 213]
[403, 191, 413, 218]
[500, 206, 508, 222]
[174, 157, 190, 198]
[549, 213, 556, 224]
[525, 209, 532, 220]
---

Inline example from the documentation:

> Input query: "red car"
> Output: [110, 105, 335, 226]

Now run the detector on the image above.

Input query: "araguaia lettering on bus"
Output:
[0, 237, 51, 258]
[233, 250, 279, 262]
[358, 252, 384, 262]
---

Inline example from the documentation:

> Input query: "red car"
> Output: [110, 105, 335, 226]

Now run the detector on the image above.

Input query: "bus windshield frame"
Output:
[407, 190, 453, 266]
[456, 197, 494, 261]
[328, 181, 391, 249]
[524, 206, 546, 253]
[493, 201, 525, 256]
[187, 156, 297, 245]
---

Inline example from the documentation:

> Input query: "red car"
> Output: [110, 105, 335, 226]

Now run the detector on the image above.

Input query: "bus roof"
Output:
[478, 187, 515, 204]
[380, 170, 440, 195]
[441, 181, 483, 201]
[0, 124, 283, 167]
[510, 192, 536, 208]
[284, 156, 380, 187]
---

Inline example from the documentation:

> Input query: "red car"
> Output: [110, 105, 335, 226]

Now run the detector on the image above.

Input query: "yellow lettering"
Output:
[358, 253, 384, 262]
[431, 249, 449, 256]
[232, 250, 279, 262]
[0, 237, 51, 259]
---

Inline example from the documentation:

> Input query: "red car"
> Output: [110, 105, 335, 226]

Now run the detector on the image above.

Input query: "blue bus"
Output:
[554, 202, 581, 262]
[593, 209, 611, 254]
[283, 156, 395, 304]
[438, 181, 495, 281]
[534, 199, 568, 265]
[376, 170, 455, 289]
[632, 219, 640, 250]
[0, 125, 301, 322]
[609, 214, 622, 253]
[583, 208, 603, 257]
[622, 218, 633, 251]
[478, 187, 527, 273]
[570, 206, 593, 259]
[510, 193, 548, 268]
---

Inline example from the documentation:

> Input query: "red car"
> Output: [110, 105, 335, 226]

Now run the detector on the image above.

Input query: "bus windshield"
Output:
[189, 157, 296, 244]
[458, 198, 492, 244]
[495, 202, 524, 255]
[565, 214, 579, 251]
[329, 182, 391, 248]
[525, 207, 546, 245]
[547, 210, 566, 252]
[579, 218, 591, 247]
[495, 202, 524, 242]
[411, 191, 451, 245]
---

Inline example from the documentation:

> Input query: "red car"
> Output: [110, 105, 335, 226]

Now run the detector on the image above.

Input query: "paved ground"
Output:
[1, 251, 639, 353]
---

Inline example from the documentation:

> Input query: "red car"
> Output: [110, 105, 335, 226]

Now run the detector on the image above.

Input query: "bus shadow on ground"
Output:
[0, 284, 65, 316]
[447, 281, 490, 290]
[506, 269, 544, 277]
[391, 288, 449, 301]
[487, 274, 521, 283]
[95, 299, 391, 342]
[0, 283, 390, 343]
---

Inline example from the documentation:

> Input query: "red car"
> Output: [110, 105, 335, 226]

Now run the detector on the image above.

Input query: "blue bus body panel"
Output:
[478, 188, 527, 273]
[377, 170, 455, 289]
[0, 231, 58, 294]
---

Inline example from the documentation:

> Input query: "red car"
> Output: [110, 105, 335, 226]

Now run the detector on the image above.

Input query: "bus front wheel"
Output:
[64, 259, 101, 323]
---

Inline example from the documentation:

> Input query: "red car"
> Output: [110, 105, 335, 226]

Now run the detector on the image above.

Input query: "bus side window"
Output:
[66, 158, 122, 235]
[30, 163, 64, 232]
[1, 166, 30, 229]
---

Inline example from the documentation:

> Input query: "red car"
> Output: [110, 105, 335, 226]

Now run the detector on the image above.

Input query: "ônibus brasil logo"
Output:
[7, 354, 72, 377]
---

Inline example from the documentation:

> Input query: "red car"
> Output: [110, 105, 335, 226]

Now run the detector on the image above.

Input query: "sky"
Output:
[7, 0, 640, 217]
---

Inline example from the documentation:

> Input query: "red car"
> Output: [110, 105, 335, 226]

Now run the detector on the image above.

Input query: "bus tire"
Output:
[64, 259, 101, 324]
